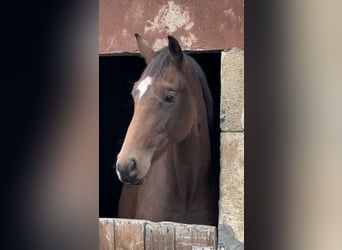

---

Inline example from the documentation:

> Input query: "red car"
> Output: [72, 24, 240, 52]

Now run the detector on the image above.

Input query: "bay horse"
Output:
[115, 34, 218, 226]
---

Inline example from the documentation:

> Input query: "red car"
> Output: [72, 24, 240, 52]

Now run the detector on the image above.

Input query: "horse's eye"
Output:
[164, 94, 175, 104]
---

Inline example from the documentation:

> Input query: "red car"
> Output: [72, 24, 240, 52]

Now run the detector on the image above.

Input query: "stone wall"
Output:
[219, 49, 244, 249]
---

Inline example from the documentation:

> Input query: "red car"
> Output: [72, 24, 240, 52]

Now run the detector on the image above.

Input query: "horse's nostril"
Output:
[127, 158, 137, 172]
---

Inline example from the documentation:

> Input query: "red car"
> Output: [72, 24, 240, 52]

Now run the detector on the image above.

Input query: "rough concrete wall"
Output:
[99, 0, 244, 54]
[219, 49, 244, 249]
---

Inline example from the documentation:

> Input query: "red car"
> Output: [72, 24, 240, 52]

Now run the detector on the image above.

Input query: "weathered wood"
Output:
[175, 224, 193, 249]
[99, 219, 217, 249]
[114, 219, 146, 250]
[99, 218, 115, 250]
[175, 224, 216, 250]
[145, 222, 175, 250]
[190, 226, 216, 249]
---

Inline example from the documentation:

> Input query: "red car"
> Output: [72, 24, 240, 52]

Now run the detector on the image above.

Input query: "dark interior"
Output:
[99, 52, 221, 218]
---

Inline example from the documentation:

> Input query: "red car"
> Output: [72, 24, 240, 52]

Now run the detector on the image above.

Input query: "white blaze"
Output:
[137, 76, 153, 99]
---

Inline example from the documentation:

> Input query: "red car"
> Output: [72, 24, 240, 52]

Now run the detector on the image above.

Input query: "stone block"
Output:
[220, 49, 244, 132]
[219, 132, 244, 243]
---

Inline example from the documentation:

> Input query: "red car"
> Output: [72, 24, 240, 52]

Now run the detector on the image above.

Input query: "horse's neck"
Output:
[168, 109, 211, 203]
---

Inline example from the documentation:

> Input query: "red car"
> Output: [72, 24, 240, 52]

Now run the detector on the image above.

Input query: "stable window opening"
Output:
[99, 52, 221, 221]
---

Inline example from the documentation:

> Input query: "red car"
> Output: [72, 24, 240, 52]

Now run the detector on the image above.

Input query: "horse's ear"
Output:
[135, 33, 155, 64]
[167, 35, 183, 66]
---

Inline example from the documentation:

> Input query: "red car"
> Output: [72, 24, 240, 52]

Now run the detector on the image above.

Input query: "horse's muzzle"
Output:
[115, 158, 144, 185]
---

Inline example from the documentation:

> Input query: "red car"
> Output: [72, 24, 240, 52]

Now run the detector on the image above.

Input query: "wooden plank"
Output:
[190, 226, 216, 250]
[114, 219, 146, 250]
[175, 224, 216, 250]
[99, 218, 115, 250]
[145, 222, 175, 250]
[175, 224, 194, 250]
[99, 218, 216, 250]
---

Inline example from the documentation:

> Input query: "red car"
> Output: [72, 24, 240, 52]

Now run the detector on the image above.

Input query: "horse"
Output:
[115, 34, 218, 226]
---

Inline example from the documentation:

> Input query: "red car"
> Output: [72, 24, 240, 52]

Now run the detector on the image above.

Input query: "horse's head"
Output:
[115, 34, 202, 185]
